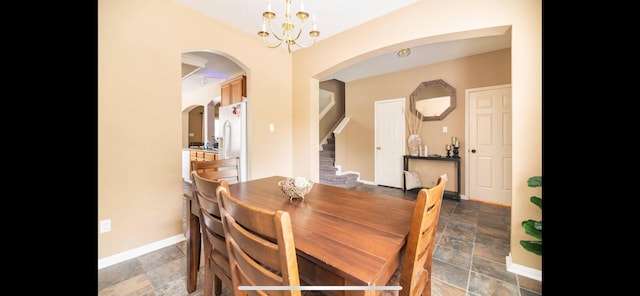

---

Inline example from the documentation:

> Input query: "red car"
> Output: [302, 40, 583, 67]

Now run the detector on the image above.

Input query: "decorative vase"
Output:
[408, 134, 422, 156]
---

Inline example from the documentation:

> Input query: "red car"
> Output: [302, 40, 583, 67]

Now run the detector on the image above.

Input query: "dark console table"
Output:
[403, 155, 461, 201]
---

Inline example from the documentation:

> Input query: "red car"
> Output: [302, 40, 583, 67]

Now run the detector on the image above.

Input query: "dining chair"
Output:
[192, 171, 232, 296]
[386, 173, 447, 296]
[192, 157, 241, 184]
[216, 185, 302, 296]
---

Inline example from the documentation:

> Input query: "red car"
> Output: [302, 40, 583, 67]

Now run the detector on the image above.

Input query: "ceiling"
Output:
[181, 51, 245, 95]
[178, 0, 511, 94]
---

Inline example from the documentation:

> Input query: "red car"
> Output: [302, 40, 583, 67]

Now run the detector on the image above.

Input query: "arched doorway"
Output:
[181, 51, 244, 148]
[181, 50, 248, 181]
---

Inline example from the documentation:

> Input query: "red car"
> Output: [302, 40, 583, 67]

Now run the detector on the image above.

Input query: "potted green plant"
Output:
[520, 176, 542, 256]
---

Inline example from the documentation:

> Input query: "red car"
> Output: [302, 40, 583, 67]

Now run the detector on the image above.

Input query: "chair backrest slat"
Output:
[191, 170, 232, 296]
[192, 157, 240, 184]
[399, 173, 447, 296]
[217, 186, 301, 296]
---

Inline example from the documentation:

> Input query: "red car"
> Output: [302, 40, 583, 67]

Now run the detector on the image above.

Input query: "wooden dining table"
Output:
[185, 176, 415, 296]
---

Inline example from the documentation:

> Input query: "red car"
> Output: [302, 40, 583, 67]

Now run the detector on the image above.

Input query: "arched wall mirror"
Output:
[410, 79, 456, 121]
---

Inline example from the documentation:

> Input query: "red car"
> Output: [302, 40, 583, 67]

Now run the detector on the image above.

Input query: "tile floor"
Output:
[98, 182, 542, 296]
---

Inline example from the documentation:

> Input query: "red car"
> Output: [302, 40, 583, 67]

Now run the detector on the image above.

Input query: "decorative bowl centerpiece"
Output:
[278, 177, 314, 200]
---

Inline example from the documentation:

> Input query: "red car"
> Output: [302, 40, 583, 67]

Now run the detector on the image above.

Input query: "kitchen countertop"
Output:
[182, 148, 219, 152]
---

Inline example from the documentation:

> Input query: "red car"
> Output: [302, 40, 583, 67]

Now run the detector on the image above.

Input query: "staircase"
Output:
[319, 134, 360, 188]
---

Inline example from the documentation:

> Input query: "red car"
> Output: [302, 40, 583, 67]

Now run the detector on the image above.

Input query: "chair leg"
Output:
[203, 261, 213, 296]
[214, 275, 222, 296]
[186, 210, 201, 293]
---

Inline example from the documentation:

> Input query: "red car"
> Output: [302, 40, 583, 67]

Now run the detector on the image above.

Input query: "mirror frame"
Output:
[410, 79, 456, 121]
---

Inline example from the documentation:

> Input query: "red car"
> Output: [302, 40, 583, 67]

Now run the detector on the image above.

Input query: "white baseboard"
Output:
[359, 179, 376, 185]
[337, 170, 359, 178]
[505, 252, 542, 281]
[98, 234, 186, 270]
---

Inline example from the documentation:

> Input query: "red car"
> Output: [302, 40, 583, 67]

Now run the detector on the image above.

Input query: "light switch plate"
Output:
[442, 126, 448, 133]
[100, 219, 111, 233]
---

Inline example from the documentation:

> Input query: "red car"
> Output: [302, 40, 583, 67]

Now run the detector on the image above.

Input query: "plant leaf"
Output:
[520, 240, 542, 256]
[530, 196, 542, 209]
[522, 220, 542, 239]
[527, 176, 542, 187]
[521, 176, 543, 256]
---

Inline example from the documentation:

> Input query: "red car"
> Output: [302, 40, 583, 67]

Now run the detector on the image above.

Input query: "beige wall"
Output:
[336, 49, 511, 192]
[99, 0, 292, 260]
[99, 0, 541, 273]
[319, 79, 345, 144]
[188, 106, 203, 145]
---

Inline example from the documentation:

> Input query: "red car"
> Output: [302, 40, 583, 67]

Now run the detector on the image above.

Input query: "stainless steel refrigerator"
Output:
[218, 100, 247, 182]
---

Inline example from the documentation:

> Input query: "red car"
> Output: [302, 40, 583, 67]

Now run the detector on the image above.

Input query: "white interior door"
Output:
[467, 85, 512, 204]
[375, 98, 405, 188]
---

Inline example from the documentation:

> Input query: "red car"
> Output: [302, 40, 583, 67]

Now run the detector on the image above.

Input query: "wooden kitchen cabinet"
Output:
[185, 150, 219, 181]
[189, 150, 217, 162]
[220, 75, 246, 106]
[229, 75, 246, 103]
[221, 83, 231, 106]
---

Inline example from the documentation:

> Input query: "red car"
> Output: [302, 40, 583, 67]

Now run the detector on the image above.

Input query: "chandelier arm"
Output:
[266, 19, 285, 41]
[293, 26, 303, 41]
[258, 0, 319, 52]
[261, 37, 283, 49]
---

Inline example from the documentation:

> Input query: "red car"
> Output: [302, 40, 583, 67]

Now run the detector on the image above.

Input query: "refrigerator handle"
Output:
[223, 120, 231, 158]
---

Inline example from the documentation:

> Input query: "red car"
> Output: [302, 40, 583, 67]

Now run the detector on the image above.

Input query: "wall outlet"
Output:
[100, 219, 111, 233]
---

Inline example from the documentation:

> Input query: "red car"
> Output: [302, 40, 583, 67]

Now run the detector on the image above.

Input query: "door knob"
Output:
[471, 149, 476, 153]
[376, 147, 381, 150]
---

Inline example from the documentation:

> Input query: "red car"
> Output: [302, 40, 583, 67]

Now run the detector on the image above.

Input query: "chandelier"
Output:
[257, 0, 320, 53]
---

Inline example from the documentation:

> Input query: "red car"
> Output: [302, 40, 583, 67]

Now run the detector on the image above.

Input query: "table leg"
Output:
[186, 198, 201, 293]
[403, 156, 408, 192]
